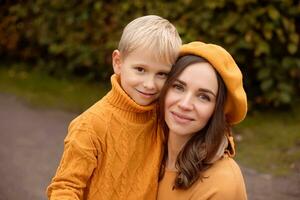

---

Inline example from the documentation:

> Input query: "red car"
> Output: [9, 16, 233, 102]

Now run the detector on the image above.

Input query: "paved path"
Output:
[0, 93, 299, 200]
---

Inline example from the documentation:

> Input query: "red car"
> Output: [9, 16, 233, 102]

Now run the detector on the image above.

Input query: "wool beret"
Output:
[180, 41, 247, 124]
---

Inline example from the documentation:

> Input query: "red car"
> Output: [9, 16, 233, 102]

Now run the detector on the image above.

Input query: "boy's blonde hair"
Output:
[118, 15, 182, 66]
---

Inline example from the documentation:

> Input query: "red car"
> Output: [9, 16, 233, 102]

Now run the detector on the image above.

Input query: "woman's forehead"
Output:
[177, 62, 218, 93]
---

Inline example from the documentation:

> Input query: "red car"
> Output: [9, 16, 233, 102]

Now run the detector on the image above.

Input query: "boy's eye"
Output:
[157, 72, 168, 79]
[134, 67, 145, 73]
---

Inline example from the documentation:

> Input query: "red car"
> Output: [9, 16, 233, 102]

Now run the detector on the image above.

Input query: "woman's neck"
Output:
[166, 131, 193, 171]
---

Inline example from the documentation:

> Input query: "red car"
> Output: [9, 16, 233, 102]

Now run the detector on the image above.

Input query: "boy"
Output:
[47, 15, 182, 200]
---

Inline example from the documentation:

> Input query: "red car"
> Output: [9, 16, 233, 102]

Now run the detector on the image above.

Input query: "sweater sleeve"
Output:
[47, 119, 100, 200]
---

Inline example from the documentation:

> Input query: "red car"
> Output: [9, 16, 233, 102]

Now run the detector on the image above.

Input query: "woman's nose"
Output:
[178, 93, 193, 110]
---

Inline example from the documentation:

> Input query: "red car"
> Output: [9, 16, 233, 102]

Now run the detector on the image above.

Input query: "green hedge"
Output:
[0, 0, 299, 108]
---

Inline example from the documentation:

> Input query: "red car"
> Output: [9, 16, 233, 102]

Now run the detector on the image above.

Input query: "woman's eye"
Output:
[172, 83, 184, 91]
[198, 94, 211, 102]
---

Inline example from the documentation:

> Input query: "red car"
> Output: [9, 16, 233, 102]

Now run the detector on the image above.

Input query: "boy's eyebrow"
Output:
[160, 69, 171, 73]
[132, 63, 147, 67]
[132, 63, 171, 72]
[174, 79, 216, 97]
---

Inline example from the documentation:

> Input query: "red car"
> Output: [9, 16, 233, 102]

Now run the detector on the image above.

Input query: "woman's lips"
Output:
[171, 111, 194, 124]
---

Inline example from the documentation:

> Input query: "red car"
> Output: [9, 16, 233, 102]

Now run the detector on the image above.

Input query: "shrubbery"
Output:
[0, 0, 299, 108]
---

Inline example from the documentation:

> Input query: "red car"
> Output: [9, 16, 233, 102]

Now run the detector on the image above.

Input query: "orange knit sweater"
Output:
[47, 75, 163, 200]
[157, 156, 247, 200]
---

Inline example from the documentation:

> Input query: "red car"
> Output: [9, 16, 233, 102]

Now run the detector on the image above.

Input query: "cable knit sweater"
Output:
[47, 74, 163, 200]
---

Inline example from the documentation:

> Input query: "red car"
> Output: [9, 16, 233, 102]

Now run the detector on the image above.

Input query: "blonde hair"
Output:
[118, 15, 182, 66]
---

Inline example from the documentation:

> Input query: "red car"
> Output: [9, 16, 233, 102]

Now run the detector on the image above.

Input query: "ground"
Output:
[0, 93, 299, 200]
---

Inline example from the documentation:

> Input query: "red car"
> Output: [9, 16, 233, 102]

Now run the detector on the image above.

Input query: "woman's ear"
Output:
[112, 50, 122, 75]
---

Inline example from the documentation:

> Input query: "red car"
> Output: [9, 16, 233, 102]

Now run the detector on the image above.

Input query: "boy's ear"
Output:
[112, 50, 122, 75]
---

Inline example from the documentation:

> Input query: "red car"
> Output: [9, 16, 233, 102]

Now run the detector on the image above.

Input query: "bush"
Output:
[168, 0, 300, 108]
[0, 0, 299, 108]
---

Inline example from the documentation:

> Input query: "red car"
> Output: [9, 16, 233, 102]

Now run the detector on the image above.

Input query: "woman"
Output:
[157, 41, 248, 200]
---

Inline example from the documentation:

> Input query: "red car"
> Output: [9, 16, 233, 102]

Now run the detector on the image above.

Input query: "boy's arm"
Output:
[47, 123, 100, 200]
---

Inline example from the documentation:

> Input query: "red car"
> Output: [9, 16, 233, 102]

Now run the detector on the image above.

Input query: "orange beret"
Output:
[180, 41, 247, 124]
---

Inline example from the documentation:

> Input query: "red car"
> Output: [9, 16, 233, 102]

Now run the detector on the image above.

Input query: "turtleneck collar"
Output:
[105, 74, 157, 123]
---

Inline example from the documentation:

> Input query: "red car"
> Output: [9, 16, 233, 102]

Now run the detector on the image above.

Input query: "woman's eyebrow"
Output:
[174, 79, 186, 86]
[175, 79, 216, 97]
[198, 88, 216, 97]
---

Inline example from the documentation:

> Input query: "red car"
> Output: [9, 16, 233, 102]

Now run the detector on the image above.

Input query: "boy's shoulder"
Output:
[75, 91, 112, 121]
[69, 91, 112, 126]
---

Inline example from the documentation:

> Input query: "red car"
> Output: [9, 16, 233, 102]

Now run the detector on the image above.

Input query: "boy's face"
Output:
[112, 49, 172, 106]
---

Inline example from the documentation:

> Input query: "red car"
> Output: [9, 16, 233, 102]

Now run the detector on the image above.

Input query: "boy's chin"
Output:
[133, 98, 157, 106]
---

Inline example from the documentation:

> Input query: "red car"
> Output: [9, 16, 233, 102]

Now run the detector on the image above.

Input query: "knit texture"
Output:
[180, 41, 247, 125]
[157, 156, 247, 200]
[47, 74, 163, 200]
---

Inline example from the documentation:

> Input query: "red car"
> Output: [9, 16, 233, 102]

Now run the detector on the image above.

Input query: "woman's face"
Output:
[164, 62, 218, 138]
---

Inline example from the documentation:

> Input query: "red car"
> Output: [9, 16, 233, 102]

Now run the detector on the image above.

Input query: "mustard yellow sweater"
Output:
[47, 75, 163, 200]
[157, 156, 247, 200]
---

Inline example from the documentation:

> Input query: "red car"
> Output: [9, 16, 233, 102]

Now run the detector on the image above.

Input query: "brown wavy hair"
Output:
[158, 55, 228, 189]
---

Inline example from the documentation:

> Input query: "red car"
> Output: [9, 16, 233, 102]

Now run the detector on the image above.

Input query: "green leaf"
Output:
[289, 33, 299, 44]
[224, 34, 236, 44]
[282, 57, 295, 69]
[282, 17, 295, 32]
[267, 5, 280, 20]
[279, 92, 291, 104]
[257, 68, 271, 80]
[255, 41, 270, 56]
[288, 43, 298, 54]
[260, 79, 274, 91]
[263, 22, 274, 40]
[93, 2, 102, 11]
[278, 83, 293, 93]
[275, 29, 286, 43]
[49, 44, 64, 54]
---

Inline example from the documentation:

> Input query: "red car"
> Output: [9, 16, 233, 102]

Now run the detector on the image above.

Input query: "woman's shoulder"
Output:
[214, 156, 241, 170]
[207, 156, 244, 180]
[191, 157, 247, 199]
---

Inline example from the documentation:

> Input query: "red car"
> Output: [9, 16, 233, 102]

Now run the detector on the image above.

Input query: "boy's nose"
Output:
[143, 77, 155, 90]
[178, 93, 193, 110]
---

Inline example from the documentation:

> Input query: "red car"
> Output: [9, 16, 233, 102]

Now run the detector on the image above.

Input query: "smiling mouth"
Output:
[136, 89, 157, 97]
[171, 111, 194, 123]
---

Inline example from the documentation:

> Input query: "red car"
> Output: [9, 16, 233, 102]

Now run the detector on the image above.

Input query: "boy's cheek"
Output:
[155, 88, 163, 98]
[156, 91, 162, 98]
[156, 79, 168, 90]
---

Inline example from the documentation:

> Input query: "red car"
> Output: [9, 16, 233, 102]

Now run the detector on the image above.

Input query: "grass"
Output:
[234, 105, 300, 176]
[1, 66, 300, 176]
[0, 66, 109, 112]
